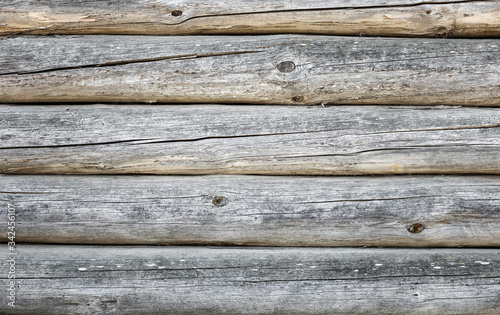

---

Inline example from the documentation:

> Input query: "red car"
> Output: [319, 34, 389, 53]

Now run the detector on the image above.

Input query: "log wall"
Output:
[1, 1, 499, 314]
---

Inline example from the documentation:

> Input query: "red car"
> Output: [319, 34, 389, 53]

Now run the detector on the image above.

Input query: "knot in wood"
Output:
[408, 223, 425, 234]
[171, 10, 183, 17]
[277, 61, 296, 73]
[213, 196, 228, 207]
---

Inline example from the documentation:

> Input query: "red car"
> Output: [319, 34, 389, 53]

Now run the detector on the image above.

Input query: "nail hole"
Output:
[172, 10, 183, 17]
[277, 61, 296, 73]
[408, 223, 425, 234]
[292, 96, 304, 103]
[212, 196, 228, 207]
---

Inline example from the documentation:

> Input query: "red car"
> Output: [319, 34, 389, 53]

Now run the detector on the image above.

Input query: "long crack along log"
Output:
[1, 105, 500, 175]
[0, 36, 499, 105]
[0, 0, 499, 37]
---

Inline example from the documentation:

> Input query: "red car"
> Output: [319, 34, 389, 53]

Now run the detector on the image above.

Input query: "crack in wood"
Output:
[0, 138, 160, 149]
[0, 50, 264, 76]
[0, 130, 344, 149]
[363, 124, 500, 135]
[167, 0, 494, 26]
[319, 51, 500, 68]
[290, 195, 450, 204]
[0, 191, 52, 194]
[10, 273, 497, 281]
[2, 127, 496, 150]
[275, 144, 485, 159]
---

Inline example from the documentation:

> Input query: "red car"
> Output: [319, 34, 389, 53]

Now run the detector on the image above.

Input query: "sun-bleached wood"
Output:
[1, 245, 499, 314]
[1, 174, 500, 246]
[0, 36, 499, 105]
[1, 105, 500, 175]
[1, 1, 499, 37]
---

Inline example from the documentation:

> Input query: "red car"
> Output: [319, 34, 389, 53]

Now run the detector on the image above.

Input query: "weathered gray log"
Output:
[1, 105, 500, 175]
[0, 36, 499, 105]
[1, 245, 499, 314]
[1, 0, 499, 37]
[1, 174, 500, 246]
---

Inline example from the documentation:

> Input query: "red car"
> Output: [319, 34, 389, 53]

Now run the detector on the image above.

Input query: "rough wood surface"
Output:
[1, 174, 500, 246]
[1, 1, 498, 37]
[1, 245, 499, 314]
[0, 36, 499, 105]
[1, 105, 500, 175]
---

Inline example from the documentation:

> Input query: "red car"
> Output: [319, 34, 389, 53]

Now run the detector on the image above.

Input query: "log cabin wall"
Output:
[0, 1, 499, 314]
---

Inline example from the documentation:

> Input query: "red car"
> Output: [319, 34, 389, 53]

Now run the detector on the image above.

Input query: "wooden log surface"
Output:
[0, 36, 499, 105]
[1, 105, 500, 175]
[1, 245, 499, 314]
[1, 174, 500, 246]
[0, 1, 499, 37]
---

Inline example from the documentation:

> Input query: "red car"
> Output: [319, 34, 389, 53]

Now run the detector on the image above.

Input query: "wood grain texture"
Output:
[1, 245, 499, 314]
[1, 174, 500, 246]
[0, 1, 498, 37]
[1, 105, 500, 175]
[0, 36, 499, 105]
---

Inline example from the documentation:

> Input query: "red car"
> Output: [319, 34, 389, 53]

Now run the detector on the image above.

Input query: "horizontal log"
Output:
[1, 1, 499, 37]
[0, 36, 499, 105]
[1, 245, 499, 314]
[1, 174, 500, 246]
[1, 105, 500, 175]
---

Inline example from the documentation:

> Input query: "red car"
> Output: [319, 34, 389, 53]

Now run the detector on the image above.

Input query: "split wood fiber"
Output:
[1, 245, 499, 314]
[1, 105, 500, 175]
[1, 0, 499, 37]
[1, 175, 500, 247]
[0, 36, 499, 105]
